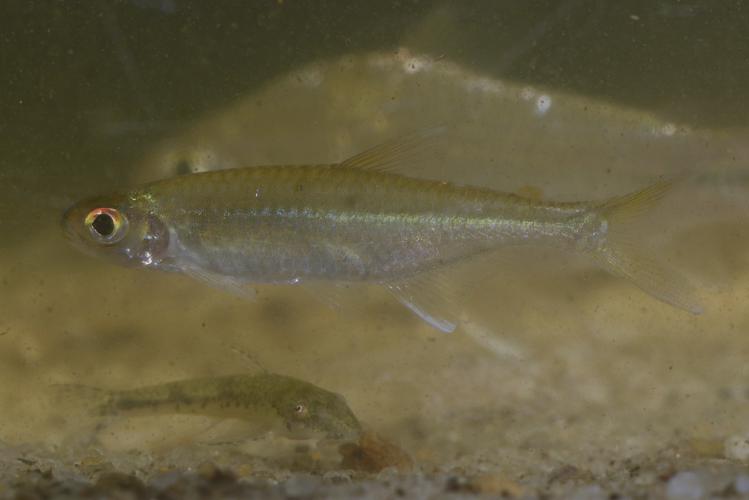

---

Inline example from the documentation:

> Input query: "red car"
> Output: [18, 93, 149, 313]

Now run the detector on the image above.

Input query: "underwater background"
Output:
[2, 1, 749, 497]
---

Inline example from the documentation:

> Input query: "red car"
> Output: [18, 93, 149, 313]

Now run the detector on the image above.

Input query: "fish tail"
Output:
[51, 383, 113, 416]
[591, 179, 703, 314]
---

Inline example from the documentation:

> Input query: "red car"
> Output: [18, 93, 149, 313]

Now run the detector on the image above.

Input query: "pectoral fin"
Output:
[383, 271, 459, 333]
[182, 267, 257, 301]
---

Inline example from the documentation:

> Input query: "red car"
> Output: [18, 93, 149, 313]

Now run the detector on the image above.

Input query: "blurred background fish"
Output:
[56, 372, 362, 441]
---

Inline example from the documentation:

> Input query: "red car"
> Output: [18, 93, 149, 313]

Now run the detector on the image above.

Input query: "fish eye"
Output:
[85, 208, 128, 244]
[294, 402, 309, 418]
[92, 213, 114, 236]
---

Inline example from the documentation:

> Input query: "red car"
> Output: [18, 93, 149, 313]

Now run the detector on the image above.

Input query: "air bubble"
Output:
[403, 57, 430, 74]
[535, 94, 552, 115]
[661, 123, 677, 136]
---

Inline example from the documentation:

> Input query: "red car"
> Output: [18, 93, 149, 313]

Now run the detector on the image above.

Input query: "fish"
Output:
[62, 130, 702, 333]
[133, 49, 706, 189]
[55, 372, 362, 441]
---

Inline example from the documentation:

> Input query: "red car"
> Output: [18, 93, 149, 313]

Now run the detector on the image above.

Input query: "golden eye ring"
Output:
[85, 208, 128, 244]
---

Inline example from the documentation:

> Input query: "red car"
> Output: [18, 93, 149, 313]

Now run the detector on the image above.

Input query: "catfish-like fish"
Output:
[57, 372, 362, 440]
[62, 132, 701, 332]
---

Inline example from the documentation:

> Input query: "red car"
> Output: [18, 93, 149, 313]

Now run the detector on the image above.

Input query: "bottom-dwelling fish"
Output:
[57, 373, 362, 441]
[62, 131, 701, 332]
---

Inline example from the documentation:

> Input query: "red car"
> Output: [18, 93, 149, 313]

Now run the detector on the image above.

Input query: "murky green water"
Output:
[2, 1, 749, 497]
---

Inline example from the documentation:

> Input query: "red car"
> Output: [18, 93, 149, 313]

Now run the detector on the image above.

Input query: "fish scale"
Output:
[141, 164, 587, 283]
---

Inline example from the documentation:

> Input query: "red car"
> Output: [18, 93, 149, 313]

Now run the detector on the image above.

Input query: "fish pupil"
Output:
[92, 213, 115, 237]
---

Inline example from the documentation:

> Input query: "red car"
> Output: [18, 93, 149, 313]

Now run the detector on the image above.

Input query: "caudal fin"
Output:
[594, 180, 703, 314]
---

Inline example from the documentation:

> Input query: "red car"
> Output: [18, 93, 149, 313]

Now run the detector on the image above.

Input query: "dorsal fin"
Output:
[339, 126, 446, 174]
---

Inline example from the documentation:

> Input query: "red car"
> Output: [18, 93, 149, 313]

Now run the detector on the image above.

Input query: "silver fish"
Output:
[62, 130, 701, 332]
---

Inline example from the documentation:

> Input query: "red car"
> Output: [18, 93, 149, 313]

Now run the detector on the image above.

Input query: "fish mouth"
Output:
[60, 202, 95, 255]
[60, 205, 79, 243]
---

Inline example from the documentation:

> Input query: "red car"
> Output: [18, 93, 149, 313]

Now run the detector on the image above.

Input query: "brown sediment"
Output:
[339, 431, 414, 473]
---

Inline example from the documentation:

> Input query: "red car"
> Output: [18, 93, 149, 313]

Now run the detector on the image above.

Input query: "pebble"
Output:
[665, 471, 705, 499]
[323, 470, 352, 484]
[94, 472, 148, 496]
[148, 470, 182, 490]
[569, 484, 607, 500]
[735, 474, 749, 494]
[196, 462, 234, 483]
[472, 474, 524, 496]
[339, 432, 413, 473]
[283, 473, 322, 498]
[724, 434, 749, 461]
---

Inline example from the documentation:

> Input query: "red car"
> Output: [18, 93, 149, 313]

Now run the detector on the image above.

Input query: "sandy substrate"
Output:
[2, 51, 749, 498]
